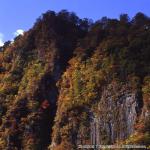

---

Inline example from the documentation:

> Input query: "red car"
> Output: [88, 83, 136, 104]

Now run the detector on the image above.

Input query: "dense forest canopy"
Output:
[0, 10, 150, 150]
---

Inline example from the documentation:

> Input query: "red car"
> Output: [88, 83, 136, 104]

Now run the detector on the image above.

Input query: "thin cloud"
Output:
[0, 33, 4, 47]
[13, 29, 24, 37]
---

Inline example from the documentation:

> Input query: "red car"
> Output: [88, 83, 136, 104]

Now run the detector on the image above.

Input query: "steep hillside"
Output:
[0, 11, 150, 150]
[0, 10, 88, 149]
[51, 13, 150, 150]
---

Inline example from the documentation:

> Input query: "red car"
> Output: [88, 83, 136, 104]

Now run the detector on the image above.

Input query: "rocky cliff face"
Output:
[91, 82, 142, 144]
[0, 11, 150, 150]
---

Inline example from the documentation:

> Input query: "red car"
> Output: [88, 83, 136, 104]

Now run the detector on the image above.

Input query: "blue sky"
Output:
[0, 0, 150, 45]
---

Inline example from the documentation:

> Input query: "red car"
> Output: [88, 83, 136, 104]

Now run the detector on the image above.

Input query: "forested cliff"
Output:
[0, 10, 150, 150]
